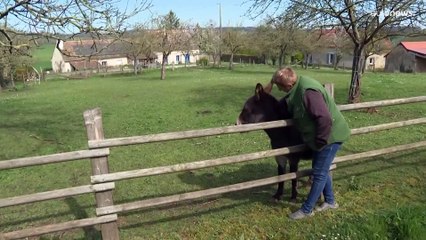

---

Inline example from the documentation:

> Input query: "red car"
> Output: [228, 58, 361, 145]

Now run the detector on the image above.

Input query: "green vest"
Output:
[285, 75, 350, 151]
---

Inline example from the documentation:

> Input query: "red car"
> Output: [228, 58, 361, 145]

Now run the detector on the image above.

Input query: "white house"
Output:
[51, 39, 200, 73]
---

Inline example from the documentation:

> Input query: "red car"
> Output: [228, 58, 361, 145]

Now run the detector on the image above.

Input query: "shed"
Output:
[384, 41, 426, 73]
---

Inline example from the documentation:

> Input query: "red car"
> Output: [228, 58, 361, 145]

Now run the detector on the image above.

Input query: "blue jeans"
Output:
[301, 143, 342, 213]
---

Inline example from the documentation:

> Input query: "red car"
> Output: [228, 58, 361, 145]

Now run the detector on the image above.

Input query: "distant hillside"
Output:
[32, 43, 55, 70]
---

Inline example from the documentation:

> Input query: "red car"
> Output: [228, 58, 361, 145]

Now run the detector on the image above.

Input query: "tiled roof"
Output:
[61, 39, 128, 59]
[400, 41, 426, 55]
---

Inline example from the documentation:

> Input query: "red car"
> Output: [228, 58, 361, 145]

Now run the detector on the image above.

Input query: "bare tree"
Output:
[328, 28, 354, 70]
[0, 30, 32, 89]
[153, 11, 190, 80]
[267, 14, 301, 68]
[195, 22, 221, 67]
[0, 0, 151, 88]
[248, 0, 426, 103]
[222, 28, 246, 70]
[248, 24, 279, 65]
[295, 30, 327, 69]
[123, 25, 156, 75]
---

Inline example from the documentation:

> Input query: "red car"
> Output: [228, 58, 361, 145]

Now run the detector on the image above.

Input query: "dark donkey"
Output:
[236, 83, 312, 201]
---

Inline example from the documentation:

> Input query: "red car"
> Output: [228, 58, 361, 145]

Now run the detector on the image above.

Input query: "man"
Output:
[265, 67, 350, 220]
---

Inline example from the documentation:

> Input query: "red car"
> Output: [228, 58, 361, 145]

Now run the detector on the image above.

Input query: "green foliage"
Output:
[196, 57, 209, 66]
[293, 51, 304, 63]
[32, 43, 55, 70]
[160, 10, 180, 29]
[0, 65, 425, 239]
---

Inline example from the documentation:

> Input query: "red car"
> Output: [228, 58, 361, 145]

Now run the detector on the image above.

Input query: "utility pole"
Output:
[218, 2, 222, 67]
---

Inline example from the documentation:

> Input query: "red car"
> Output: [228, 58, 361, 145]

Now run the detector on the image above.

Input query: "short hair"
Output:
[272, 67, 297, 84]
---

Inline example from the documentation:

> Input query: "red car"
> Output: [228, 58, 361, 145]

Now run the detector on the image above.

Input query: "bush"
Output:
[197, 57, 209, 66]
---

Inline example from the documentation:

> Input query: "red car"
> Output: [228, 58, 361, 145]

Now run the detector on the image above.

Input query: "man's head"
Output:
[271, 67, 298, 92]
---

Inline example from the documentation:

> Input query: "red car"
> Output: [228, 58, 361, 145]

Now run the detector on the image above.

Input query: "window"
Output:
[185, 53, 190, 64]
[176, 55, 180, 63]
[101, 61, 107, 66]
[369, 57, 375, 65]
[327, 53, 336, 65]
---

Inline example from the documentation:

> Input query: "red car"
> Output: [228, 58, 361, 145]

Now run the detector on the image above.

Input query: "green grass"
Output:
[0, 65, 425, 239]
[32, 43, 55, 70]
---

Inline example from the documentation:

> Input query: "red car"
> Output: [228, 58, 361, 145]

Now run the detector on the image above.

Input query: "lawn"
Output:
[32, 43, 56, 70]
[0, 65, 425, 239]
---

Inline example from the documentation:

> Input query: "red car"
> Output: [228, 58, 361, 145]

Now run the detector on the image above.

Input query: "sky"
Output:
[123, 0, 276, 27]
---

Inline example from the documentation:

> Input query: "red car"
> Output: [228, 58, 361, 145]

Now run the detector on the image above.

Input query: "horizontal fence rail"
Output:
[337, 96, 426, 111]
[88, 121, 294, 148]
[0, 183, 115, 208]
[97, 139, 426, 216]
[1, 214, 118, 240]
[96, 165, 336, 216]
[88, 96, 426, 149]
[91, 145, 308, 184]
[334, 141, 426, 164]
[2, 95, 425, 240]
[91, 118, 426, 184]
[0, 148, 110, 170]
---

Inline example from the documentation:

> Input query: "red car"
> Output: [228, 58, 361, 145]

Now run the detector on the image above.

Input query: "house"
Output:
[51, 39, 200, 73]
[307, 29, 391, 70]
[384, 41, 426, 73]
[52, 39, 134, 73]
[365, 53, 387, 71]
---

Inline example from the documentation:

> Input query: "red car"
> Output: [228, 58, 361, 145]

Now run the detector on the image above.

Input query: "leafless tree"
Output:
[222, 28, 246, 70]
[195, 22, 221, 67]
[248, 0, 426, 103]
[123, 25, 156, 75]
[295, 30, 327, 69]
[247, 24, 278, 65]
[0, 0, 151, 88]
[328, 27, 354, 70]
[267, 14, 301, 68]
[152, 11, 192, 80]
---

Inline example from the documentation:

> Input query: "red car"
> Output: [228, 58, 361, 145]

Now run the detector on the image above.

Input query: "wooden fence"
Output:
[1, 94, 426, 239]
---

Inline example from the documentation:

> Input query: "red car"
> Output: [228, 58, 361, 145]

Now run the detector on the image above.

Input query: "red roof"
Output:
[400, 42, 426, 55]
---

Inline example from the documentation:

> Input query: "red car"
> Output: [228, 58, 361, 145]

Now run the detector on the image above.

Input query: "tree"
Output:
[327, 28, 354, 70]
[195, 22, 221, 67]
[267, 14, 301, 68]
[0, 0, 151, 89]
[222, 28, 246, 70]
[153, 11, 191, 80]
[0, 31, 32, 89]
[248, 24, 279, 65]
[248, 0, 426, 103]
[296, 30, 327, 69]
[124, 25, 156, 75]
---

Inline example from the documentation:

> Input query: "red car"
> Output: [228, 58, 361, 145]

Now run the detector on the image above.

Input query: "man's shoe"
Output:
[315, 202, 339, 212]
[289, 209, 314, 220]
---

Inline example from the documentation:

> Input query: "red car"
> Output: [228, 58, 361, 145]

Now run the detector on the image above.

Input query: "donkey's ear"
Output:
[255, 83, 264, 100]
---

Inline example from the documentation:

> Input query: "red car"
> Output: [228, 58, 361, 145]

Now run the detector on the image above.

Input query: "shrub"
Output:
[197, 57, 209, 66]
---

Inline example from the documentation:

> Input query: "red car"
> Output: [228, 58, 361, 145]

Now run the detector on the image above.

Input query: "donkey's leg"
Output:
[289, 158, 300, 201]
[273, 155, 288, 200]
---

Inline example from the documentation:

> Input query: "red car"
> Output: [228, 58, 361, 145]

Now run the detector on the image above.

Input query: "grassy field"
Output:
[32, 43, 56, 70]
[0, 65, 425, 239]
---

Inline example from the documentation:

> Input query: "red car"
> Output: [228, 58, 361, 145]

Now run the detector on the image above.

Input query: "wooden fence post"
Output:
[83, 108, 120, 240]
[324, 83, 334, 98]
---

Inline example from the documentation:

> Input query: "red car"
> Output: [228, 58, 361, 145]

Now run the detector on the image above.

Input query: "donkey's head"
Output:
[237, 83, 284, 125]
